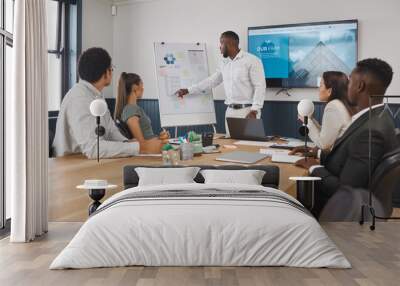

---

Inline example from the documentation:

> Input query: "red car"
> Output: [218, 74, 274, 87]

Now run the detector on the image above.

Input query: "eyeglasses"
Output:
[110, 64, 116, 72]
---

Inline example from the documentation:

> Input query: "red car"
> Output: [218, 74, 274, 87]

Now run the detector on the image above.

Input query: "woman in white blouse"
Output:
[302, 71, 353, 151]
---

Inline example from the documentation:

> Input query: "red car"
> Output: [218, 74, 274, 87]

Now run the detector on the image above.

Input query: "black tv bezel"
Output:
[247, 19, 359, 88]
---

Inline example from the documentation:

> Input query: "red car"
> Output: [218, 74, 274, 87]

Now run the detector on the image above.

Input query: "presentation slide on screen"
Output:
[248, 22, 357, 87]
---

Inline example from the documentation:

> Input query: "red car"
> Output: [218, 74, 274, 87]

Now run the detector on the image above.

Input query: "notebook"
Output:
[271, 141, 316, 150]
[215, 151, 268, 164]
[271, 154, 304, 164]
[234, 140, 274, 147]
[260, 149, 290, 157]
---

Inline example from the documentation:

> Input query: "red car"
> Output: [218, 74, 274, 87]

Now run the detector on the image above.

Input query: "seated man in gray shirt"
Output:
[53, 47, 163, 159]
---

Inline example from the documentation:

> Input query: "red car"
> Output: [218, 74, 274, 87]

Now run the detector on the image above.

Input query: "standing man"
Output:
[175, 31, 266, 136]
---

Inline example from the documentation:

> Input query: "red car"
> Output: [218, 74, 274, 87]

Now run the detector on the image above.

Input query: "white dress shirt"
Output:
[349, 103, 384, 126]
[309, 103, 385, 174]
[53, 80, 140, 159]
[188, 50, 266, 111]
[307, 99, 351, 151]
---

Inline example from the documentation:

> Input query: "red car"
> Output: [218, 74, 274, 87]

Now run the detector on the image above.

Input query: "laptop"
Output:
[226, 117, 275, 141]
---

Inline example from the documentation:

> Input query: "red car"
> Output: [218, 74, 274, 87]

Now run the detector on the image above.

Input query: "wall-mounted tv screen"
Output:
[248, 20, 358, 88]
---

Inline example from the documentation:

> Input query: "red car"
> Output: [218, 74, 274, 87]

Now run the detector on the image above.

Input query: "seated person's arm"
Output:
[339, 129, 385, 187]
[70, 101, 139, 159]
[311, 167, 341, 198]
[312, 129, 385, 196]
[126, 116, 163, 154]
[308, 104, 345, 151]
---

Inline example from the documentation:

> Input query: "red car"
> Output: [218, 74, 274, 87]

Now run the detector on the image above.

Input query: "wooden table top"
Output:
[48, 137, 307, 222]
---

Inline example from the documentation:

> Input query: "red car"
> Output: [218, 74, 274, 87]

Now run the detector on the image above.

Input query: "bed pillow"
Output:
[200, 169, 266, 185]
[135, 167, 201, 186]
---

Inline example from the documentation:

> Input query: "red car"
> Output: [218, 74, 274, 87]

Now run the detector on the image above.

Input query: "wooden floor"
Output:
[1, 222, 400, 286]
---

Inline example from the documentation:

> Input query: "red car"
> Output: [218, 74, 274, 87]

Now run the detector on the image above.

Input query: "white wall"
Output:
[82, 0, 114, 98]
[87, 0, 400, 102]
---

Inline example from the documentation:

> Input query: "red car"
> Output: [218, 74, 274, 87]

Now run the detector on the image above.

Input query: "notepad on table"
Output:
[216, 151, 268, 164]
[135, 153, 162, 157]
[234, 140, 274, 147]
[260, 148, 290, 157]
[271, 154, 304, 164]
[271, 141, 316, 149]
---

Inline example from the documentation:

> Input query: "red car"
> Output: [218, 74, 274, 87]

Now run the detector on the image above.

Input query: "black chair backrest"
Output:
[49, 129, 55, 157]
[395, 128, 400, 144]
[116, 119, 133, 140]
[370, 147, 400, 216]
[123, 164, 280, 190]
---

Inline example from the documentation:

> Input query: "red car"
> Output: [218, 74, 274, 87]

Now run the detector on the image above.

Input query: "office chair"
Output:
[319, 148, 400, 222]
[115, 119, 133, 140]
[395, 128, 400, 144]
[368, 148, 400, 216]
[49, 129, 55, 158]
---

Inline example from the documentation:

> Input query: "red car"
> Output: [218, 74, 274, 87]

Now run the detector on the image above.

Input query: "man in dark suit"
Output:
[293, 58, 398, 217]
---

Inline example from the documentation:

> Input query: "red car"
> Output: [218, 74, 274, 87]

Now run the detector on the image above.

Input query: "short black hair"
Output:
[221, 31, 239, 43]
[355, 58, 393, 92]
[78, 47, 112, 83]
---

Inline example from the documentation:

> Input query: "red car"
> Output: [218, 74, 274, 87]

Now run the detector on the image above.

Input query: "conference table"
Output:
[48, 137, 308, 222]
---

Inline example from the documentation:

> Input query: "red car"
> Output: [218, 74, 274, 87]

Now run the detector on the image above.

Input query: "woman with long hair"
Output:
[301, 71, 353, 151]
[115, 72, 169, 153]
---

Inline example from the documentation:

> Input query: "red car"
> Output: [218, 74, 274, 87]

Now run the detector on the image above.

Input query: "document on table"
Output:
[234, 140, 274, 147]
[271, 154, 304, 164]
[260, 148, 290, 157]
[272, 141, 316, 148]
[135, 154, 162, 157]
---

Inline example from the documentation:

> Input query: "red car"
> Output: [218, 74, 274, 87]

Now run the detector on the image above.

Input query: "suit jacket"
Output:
[311, 106, 398, 199]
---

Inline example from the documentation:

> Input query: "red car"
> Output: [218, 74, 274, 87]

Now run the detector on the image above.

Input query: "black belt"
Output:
[227, 104, 252, 110]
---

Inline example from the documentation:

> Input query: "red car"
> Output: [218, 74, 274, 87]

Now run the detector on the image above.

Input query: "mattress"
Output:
[50, 183, 350, 269]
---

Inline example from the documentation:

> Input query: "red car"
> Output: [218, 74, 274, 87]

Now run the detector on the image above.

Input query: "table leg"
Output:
[296, 181, 315, 211]
[88, 189, 105, 215]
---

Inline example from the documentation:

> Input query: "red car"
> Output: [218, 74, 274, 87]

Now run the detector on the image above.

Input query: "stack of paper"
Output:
[259, 148, 290, 157]
[234, 140, 274, 147]
[271, 154, 304, 164]
[135, 154, 163, 157]
[272, 141, 316, 149]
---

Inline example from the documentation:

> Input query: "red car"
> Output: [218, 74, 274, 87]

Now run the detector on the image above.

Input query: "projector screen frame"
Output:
[248, 19, 359, 89]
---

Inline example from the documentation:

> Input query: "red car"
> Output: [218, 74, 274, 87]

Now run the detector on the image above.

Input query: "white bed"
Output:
[50, 183, 350, 269]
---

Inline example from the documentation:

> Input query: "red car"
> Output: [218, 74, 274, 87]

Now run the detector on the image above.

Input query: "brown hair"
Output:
[322, 71, 351, 111]
[114, 72, 142, 120]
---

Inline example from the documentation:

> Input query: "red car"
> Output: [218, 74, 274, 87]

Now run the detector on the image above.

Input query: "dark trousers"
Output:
[311, 181, 332, 219]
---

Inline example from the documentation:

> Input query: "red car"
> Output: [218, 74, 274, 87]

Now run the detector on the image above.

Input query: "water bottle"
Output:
[180, 143, 194, 160]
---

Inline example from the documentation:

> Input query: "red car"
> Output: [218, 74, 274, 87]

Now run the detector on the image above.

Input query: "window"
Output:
[5, 0, 13, 33]
[0, 0, 81, 232]
[4, 43, 11, 224]
[1, 0, 14, 231]
[47, 0, 62, 111]
[47, 0, 81, 112]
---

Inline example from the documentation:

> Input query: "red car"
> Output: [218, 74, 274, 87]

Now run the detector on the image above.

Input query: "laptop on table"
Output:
[226, 117, 275, 141]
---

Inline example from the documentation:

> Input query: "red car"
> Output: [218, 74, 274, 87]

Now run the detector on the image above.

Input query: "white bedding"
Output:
[50, 183, 350, 269]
